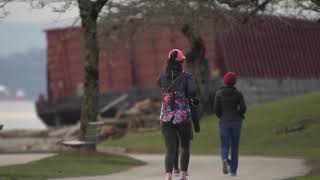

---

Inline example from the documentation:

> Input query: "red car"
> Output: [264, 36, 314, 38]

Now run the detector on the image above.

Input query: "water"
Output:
[0, 101, 47, 130]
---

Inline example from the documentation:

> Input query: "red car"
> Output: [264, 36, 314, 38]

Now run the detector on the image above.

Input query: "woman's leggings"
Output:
[173, 136, 179, 170]
[161, 121, 191, 173]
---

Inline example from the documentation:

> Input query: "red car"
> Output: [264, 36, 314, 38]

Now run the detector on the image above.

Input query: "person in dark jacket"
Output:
[214, 72, 246, 177]
[157, 49, 199, 180]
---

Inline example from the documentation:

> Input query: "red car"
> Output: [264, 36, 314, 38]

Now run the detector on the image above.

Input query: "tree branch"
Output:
[311, 0, 320, 6]
[242, 0, 273, 23]
[257, 0, 272, 11]
[77, 0, 91, 11]
[216, 0, 256, 8]
[94, 0, 109, 12]
[51, 0, 74, 13]
[78, 0, 108, 20]
[0, 0, 11, 8]
[0, 0, 12, 18]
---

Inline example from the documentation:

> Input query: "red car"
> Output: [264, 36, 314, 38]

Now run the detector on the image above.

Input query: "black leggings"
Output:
[161, 121, 191, 173]
[173, 136, 179, 170]
[173, 125, 193, 170]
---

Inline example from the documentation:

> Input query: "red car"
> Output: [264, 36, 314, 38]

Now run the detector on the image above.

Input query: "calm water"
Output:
[0, 101, 47, 130]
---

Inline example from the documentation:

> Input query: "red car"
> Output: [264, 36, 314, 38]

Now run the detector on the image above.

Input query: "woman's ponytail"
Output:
[169, 50, 178, 62]
[166, 50, 182, 76]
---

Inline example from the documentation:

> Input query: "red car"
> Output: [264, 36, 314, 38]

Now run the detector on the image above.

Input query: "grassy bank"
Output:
[0, 153, 144, 180]
[102, 91, 320, 179]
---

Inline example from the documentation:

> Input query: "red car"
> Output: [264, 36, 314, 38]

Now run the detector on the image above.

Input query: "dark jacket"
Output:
[157, 71, 197, 98]
[214, 86, 246, 122]
[157, 71, 200, 131]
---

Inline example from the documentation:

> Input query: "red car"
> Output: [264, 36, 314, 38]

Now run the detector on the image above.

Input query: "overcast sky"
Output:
[0, 2, 79, 57]
[2, 2, 79, 23]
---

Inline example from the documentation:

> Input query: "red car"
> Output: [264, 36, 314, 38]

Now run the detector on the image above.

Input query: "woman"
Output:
[157, 49, 199, 180]
[214, 72, 246, 177]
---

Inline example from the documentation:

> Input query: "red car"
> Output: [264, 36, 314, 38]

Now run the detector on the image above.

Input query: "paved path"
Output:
[53, 154, 309, 180]
[0, 153, 56, 167]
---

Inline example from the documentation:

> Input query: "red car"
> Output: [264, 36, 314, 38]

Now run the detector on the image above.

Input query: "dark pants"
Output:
[173, 123, 194, 171]
[219, 121, 242, 174]
[161, 121, 191, 173]
[173, 136, 179, 170]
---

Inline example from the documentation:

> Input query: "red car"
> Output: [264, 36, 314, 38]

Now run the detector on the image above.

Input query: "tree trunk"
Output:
[78, 1, 100, 142]
[182, 25, 211, 114]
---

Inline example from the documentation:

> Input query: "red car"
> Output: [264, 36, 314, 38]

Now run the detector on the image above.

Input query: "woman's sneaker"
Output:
[222, 160, 229, 174]
[180, 171, 188, 180]
[230, 172, 237, 177]
[174, 169, 180, 177]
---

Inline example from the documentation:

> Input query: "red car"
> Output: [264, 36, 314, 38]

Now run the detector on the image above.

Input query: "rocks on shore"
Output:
[99, 98, 161, 139]
[0, 98, 161, 153]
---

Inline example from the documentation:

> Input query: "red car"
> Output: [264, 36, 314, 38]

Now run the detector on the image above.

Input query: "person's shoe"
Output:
[180, 171, 188, 180]
[227, 158, 231, 165]
[222, 160, 229, 174]
[174, 169, 180, 177]
[165, 172, 172, 180]
[230, 172, 237, 177]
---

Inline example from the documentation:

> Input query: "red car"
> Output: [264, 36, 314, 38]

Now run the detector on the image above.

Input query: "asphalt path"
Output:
[53, 154, 309, 180]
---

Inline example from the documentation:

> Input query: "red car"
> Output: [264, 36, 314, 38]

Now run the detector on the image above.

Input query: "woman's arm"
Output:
[214, 91, 222, 118]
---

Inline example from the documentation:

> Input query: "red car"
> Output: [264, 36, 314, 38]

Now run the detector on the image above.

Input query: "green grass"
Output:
[0, 153, 144, 180]
[102, 91, 320, 179]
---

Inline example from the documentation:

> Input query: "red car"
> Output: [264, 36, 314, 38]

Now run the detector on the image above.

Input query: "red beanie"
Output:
[224, 72, 237, 86]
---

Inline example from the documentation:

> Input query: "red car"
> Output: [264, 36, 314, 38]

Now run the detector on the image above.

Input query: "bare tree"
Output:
[77, 0, 109, 146]
[0, 0, 110, 149]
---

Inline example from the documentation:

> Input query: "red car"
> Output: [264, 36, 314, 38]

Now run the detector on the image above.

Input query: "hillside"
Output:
[0, 49, 46, 99]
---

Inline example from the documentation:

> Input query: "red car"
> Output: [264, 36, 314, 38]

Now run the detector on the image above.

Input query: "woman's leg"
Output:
[173, 134, 180, 171]
[161, 122, 178, 179]
[177, 122, 191, 179]
[220, 122, 231, 161]
[230, 122, 242, 175]
[220, 122, 231, 174]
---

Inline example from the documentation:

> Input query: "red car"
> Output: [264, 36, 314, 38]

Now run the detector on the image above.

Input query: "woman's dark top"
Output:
[157, 71, 198, 124]
[214, 86, 246, 122]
